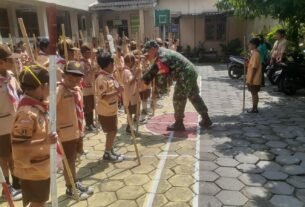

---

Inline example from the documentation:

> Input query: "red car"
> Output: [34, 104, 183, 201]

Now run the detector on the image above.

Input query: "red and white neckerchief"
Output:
[56, 56, 66, 65]
[98, 70, 120, 89]
[38, 50, 48, 56]
[59, 82, 84, 134]
[18, 95, 48, 114]
[0, 72, 20, 109]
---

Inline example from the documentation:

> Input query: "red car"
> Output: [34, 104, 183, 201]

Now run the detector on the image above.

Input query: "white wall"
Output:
[157, 0, 218, 14]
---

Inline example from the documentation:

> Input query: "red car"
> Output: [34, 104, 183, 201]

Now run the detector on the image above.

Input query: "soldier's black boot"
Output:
[167, 120, 185, 131]
[199, 113, 212, 128]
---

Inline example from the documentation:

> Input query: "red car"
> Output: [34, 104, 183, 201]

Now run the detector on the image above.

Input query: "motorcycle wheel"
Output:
[228, 66, 242, 79]
[267, 68, 277, 85]
[280, 76, 297, 95]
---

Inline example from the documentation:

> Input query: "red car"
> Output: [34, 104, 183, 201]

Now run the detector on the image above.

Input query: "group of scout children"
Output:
[0, 35, 153, 205]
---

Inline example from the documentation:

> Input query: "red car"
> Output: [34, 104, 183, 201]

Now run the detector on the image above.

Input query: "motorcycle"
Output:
[278, 62, 305, 95]
[266, 62, 286, 85]
[228, 56, 248, 79]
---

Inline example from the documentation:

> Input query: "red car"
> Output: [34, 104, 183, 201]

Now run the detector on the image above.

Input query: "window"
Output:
[16, 9, 39, 37]
[56, 10, 72, 37]
[0, 8, 9, 37]
[205, 16, 226, 41]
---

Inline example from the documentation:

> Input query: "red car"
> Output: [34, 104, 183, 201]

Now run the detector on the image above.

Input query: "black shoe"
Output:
[141, 109, 148, 115]
[126, 125, 131, 134]
[247, 109, 258, 113]
[199, 113, 213, 128]
[90, 124, 97, 130]
[166, 121, 185, 131]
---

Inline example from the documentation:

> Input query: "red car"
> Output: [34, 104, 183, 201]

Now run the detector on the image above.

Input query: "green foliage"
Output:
[217, 0, 305, 50]
[220, 38, 243, 59]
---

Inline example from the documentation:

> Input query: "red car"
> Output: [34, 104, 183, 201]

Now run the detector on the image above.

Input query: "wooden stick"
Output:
[151, 78, 156, 116]
[33, 33, 39, 59]
[61, 24, 68, 62]
[0, 167, 15, 207]
[79, 30, 84, 43]
[242, 35, 247, 113]
[105, 26, 115, 54]
[8, 33, 14, 51]
[124, 104, 141, 165]
[18, 18, 35, 62]
[0, 32, 3, 44]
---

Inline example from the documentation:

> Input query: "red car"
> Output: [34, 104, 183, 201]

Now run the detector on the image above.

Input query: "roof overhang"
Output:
[89, 0, 157, 11]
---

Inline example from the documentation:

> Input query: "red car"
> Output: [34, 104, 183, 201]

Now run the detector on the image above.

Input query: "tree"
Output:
[217, 0, 305, 49]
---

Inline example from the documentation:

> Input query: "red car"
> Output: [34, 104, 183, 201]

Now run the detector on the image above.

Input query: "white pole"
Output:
[49, 55, 58, 207]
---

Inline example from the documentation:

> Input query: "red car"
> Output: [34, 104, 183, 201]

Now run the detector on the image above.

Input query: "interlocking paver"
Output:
[215, 167, 241, 177]
[287, 176, 305, 188]
[241, 186, 272, 199]
[270, 195, 303, 207]
[198, 182, 221, 195]
[262, 171, 288, 180]
[216, 190, 248, 206]
[168, 175, 194, 187]
[165, 187, 193, 202]
[265, 181, 294, 195]
[216, 158, 239, 167]
[281, 165, 305, 175]
[239, 174, 267, 187]
[276, 155, 301, 165]
[216, 177, 244, 191]
[235, 153, 259, 164]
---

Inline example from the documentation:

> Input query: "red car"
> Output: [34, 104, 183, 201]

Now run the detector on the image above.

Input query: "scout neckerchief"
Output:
[18, 95, 48, 114]
[38, 50, 48, 56]
[156, 58, 170, 75]
[98, 70, 120, 89]
[56, 56, 66, 65]
[59, 82, 84, 134]
[0, 72, 20, 109]
[80, 57, 93, 88]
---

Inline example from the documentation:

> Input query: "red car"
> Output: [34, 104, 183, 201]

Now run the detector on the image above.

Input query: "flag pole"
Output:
[46, 5, 58, 207]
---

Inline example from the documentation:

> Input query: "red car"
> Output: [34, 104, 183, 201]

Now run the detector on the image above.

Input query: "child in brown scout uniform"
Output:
[95, 52, 124, 162]
[11, 65, 57, 207]
[80, 44, 96, 132]
[0, 44, 22, 201]
[246, 38, 263, 113]
[122, 53, 142, 133]
[57, 61, 94, 199]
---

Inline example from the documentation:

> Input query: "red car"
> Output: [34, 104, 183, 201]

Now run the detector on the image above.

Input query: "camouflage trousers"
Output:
[173, 74, 208, 121]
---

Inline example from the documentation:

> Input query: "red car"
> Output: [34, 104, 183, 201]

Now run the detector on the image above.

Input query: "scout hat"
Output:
[80, 43, 91, 53]
[143, 40, 159, 54]
[0, 44, 21, 59]
[19, 65, 49, 89]
[64, 61, 85, 76]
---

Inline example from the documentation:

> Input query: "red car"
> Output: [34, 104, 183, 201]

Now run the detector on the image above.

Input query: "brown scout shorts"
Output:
[247, 84, 261, 93]
[83, 95, 94, 113]
[98, 115, 118, 132]
[21, 178, 50, 204]
[140, 89, 151, 101]
[0, 134, 12, 157]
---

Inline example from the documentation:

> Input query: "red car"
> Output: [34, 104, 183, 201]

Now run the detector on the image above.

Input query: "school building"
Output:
[0, 0, 278, 53]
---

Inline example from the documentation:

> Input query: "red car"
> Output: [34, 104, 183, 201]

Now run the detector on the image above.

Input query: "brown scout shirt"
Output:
[56, 84, 82, 142]
[0, 71, 20, 136]
[11, 96, 50, 180]
[95, 71, 118, 116]
[247, 50, 262, 86]
[80, 58, 95, 96]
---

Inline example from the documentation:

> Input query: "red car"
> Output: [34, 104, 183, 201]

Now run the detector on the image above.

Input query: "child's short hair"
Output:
[124, 53, 135, 64]
[97, 52, 113, 69]
[249, 38, 260, 48]
[276, 29, 286, 36]
[19, 65, 49, 91]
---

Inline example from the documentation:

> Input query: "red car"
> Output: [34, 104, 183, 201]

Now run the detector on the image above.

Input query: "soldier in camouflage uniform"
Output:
[142, 40, 212, 131]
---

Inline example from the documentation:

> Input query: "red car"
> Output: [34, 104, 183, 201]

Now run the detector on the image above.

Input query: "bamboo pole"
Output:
[33, 33, 38, 59]
[8, 33, 14, 51]
[124, 103, 141, 165]
[17, 18, 35, 62]
[61, 24, 68, 63]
